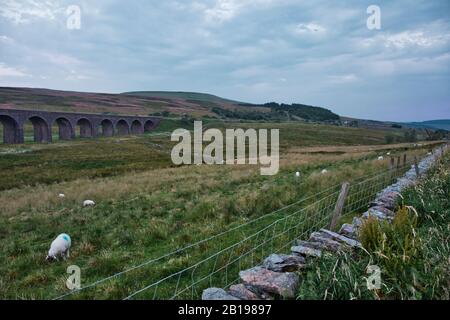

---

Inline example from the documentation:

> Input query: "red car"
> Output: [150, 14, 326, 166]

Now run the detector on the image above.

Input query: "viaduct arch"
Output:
[0, 109, 161, 144]
[116, 119, 130, 136]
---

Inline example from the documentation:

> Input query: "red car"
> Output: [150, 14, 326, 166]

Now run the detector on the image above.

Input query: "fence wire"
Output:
[55, 155, 426, 300]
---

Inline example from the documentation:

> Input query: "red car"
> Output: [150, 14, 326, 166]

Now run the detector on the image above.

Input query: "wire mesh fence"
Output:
[124, 190, 340, 300]
[342, 158, 416, 217]
[55, 155, 422, 300]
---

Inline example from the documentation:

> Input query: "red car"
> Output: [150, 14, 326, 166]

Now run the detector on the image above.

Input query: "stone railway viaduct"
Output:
[0, 109, 161, 144]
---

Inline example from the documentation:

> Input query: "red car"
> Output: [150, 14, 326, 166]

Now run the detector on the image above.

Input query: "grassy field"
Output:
[0, 120, 409, 191]
[297, 152, 450, 300]
[0, 119, 443, 299]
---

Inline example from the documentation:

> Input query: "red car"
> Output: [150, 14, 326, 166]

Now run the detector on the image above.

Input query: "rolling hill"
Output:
[403, 120, 450, 131]
[0, 87, 340, 122]
[0, 87, 221, 117]
[122, 91, 242, 105]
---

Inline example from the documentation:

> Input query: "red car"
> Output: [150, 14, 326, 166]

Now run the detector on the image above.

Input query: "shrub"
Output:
[385, 135, 395, 144]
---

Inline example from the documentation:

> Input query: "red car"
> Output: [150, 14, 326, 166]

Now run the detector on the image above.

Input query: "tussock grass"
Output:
[0, 120, 442, 299]
[0, 147, 431, 299]
[297, 152, 450, 300]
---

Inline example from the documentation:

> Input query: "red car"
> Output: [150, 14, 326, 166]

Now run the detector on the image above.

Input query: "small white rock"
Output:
[295, 171, 301, 177]
[321, 169, 328, 174]
[58, 193, 65, 198]
[83, 200, 95, 207]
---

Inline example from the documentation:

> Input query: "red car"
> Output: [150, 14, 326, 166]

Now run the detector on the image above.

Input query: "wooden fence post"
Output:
[397, 156, 401, 169]
[330, 182, 350, 230]
[389, 157, 395, 171]
[414, 156, 420, 177]
[403, 154, 407, 166]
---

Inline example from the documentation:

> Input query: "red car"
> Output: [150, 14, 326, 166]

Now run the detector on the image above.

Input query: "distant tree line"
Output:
[426, 129, 449, 141]
[150, 111, 171, 117]
[385, 129, 421, 144]
[213, 102, 340, 122]
[212, 107, 275, 121]
[385, 128, 450, 144]
[261, 102, 340, 121]
[404, 129, 418, 142]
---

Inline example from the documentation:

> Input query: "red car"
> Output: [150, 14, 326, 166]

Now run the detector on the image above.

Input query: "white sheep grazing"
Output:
[386, 152, 391, 155]
[83, 200, 95, 207]
[58, 193, 65, 198]
[46, 233, 71, 262]
[321, 169, 328, 174]
[378, 156, 384, 160]
[295, 171, 301, 177]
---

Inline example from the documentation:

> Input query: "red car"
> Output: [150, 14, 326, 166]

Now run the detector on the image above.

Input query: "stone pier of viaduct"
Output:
[0, 109, 161, 144]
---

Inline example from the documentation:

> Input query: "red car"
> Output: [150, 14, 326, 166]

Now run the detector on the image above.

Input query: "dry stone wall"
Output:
[202, 144, 448, 300]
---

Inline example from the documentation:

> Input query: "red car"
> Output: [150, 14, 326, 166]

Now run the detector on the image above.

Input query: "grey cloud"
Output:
[0, 0, 448, 121]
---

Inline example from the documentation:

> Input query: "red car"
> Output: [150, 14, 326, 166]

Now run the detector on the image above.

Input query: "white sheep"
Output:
[386, 152, 391, 155]
[378, 156, 384, 160]
[295, 171, 301, 177]
[46, 233, 71, 262]
[321, 169, 328, 174]
[83, 200, 95, 207]
[58, 193, 65, 198]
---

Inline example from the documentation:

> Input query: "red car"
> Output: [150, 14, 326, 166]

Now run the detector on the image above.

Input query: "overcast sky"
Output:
[0, 0, 449, 121]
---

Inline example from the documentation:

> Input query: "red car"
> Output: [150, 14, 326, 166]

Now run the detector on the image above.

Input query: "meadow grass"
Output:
[0, 151, 435, 298]
[0, 120, 442, 299]
[297, 152, 450, 300]
[0, 120, 432, 191]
